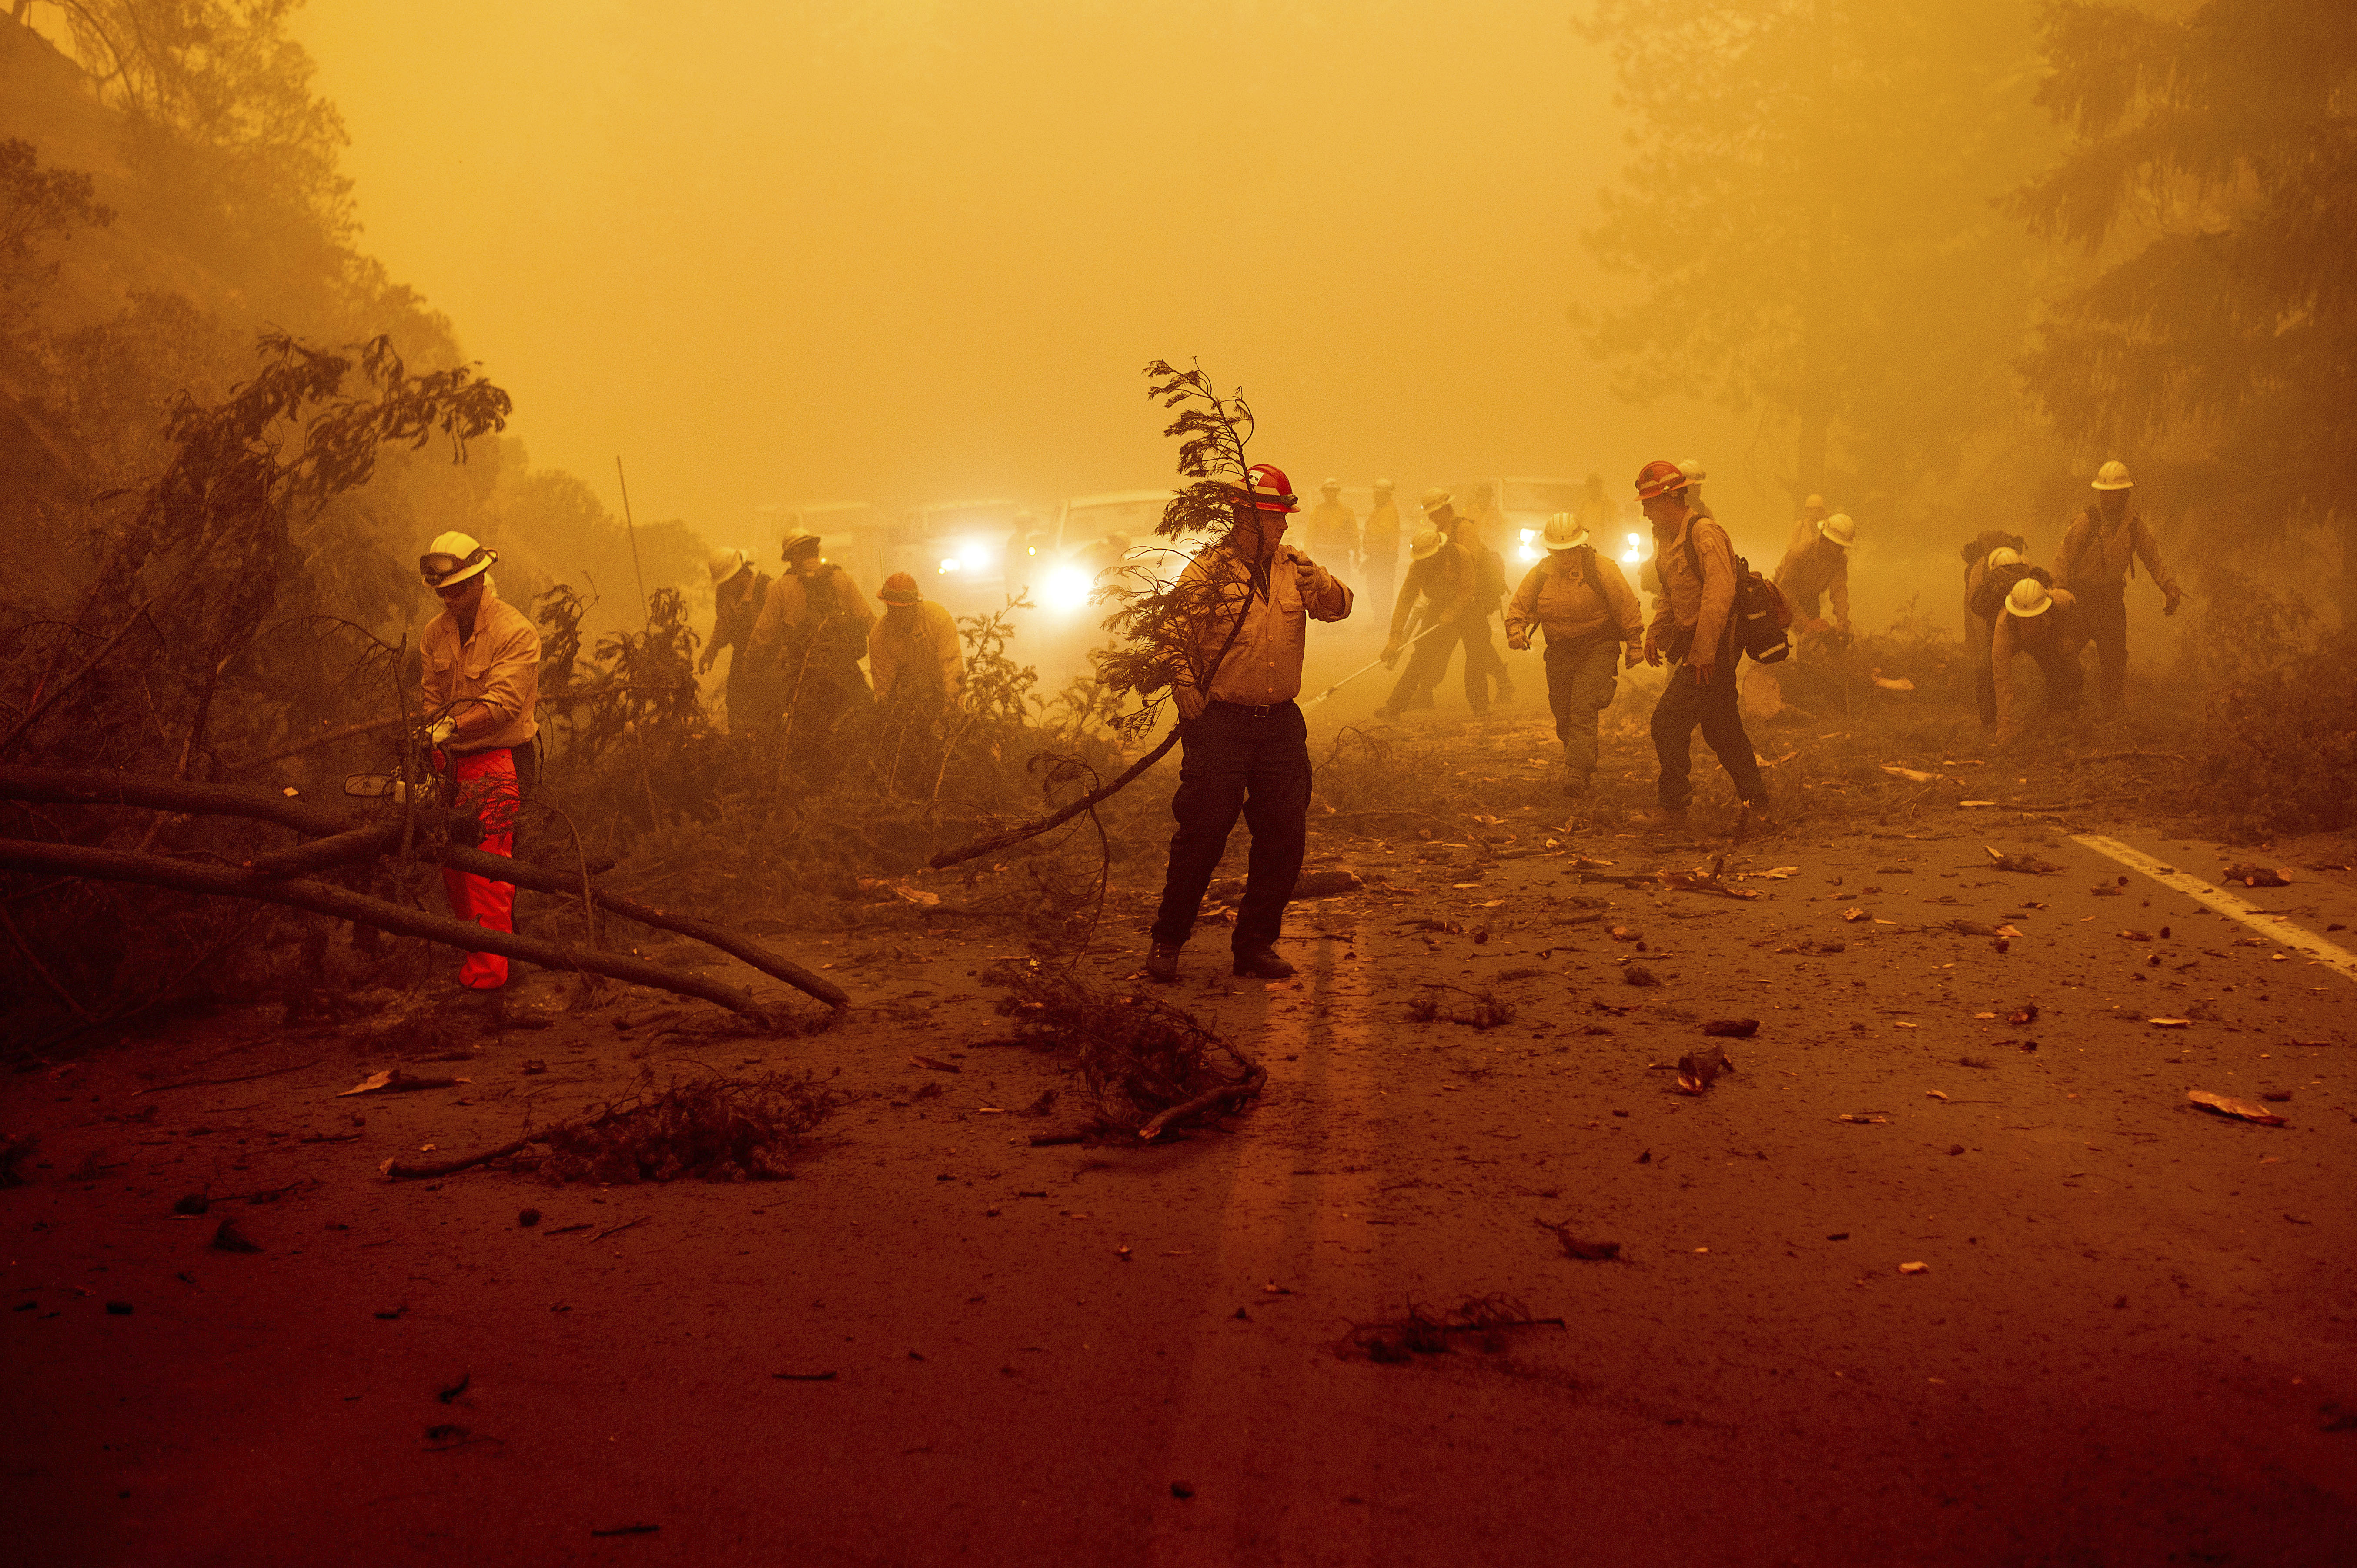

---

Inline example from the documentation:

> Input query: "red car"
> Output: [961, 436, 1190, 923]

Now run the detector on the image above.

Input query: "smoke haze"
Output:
[295, 1, 1741, 544]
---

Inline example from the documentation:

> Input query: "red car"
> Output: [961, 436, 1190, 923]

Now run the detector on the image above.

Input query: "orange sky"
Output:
[295, 1, 1747, 545]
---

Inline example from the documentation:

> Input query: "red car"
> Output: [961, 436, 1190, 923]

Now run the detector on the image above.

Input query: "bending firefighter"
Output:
[1147, 464, 1353, 984]
[1505, 512, 1643, 797]
[418, 532, 541, 992]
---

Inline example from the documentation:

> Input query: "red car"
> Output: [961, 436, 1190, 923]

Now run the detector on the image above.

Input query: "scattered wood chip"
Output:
[2187, 1090, 2287, 1126]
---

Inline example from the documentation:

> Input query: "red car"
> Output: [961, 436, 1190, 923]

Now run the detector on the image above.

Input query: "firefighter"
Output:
[1636, 460, 1768, 822]
[699, 547, 776, 733]
[746, 527, 876, 727]
[417, 532, 541, 993]
[2057, 460, 2181, 714]
[1992, 577, 2085, 741]
[1774, 512, 1854, 631]
[1374, 491, 1477, 718]
[1362, 478, 1402, 615]
[1305, 477, 1359, 577]
[1147, 464, 1352, 983]
[1450, 508, 1514, 711]
[869, 572, 964, 708]
[1506, 513, 1644, 796]
[1785, 492, 1831, 555]
[1962, 534, 2035, 729]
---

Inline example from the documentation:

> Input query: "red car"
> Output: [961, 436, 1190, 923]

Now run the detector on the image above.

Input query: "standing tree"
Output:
[2010, 0, 2357, 627]
[1578, 0, 2060, 536]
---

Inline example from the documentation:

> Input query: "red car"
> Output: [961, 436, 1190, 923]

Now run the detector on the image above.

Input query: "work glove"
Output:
[425, 717, 457, 747]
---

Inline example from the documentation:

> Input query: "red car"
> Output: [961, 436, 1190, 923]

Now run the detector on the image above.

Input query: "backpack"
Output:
[1685, 525, 1792, 665]
[1970, 561, 2050, 623]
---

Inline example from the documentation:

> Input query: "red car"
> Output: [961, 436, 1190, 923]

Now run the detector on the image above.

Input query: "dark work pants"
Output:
[1384, 622, 1458, 712]
[2078, 581, 2130, 712]
[1150, 701, 1312, 953]
[1459, 614, 1508, 708]
[1650, 663, 1766, 810]
[2025, 639, 2085, 713]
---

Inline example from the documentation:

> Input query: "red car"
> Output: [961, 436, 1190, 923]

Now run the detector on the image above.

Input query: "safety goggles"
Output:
[419, 547, 491, 585]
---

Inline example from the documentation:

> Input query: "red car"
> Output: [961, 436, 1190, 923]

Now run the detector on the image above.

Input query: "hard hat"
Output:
[420, 530, 495, 588]
[1817, 514, 1856, 548]
[1634, 460, 1686, 500]
[1373, 477, 1395, 492]
[1986, 546, 2022, 570]
[1542, 512, 1589, 552]
[1419, 487, 1451, 511]
[1409, 526, 1445, 561]
[2005, 578, 2053, 618]
[1678, 458, 1707, 484]
[1803, 493, 1827, 510]
[877, 571, 922, 605]
[781, 528, 823, 559]
[1242, 463, 1299, 513]
[2091, 460, 2133, 491]
[1321, 477, 1342, 491]
[708, 547, 751, 586]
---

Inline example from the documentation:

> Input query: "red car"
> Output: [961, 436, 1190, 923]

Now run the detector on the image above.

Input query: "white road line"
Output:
[2073, 834, 2357, 985]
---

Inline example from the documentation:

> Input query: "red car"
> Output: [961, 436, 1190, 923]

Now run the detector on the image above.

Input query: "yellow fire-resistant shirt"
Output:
[1646, 510, 1738, 665]
[1168, 539, 1353, 707]
[1504, 549, 1644, 648]
[420, 587, 541, 753]
[870, 600, 965, 705]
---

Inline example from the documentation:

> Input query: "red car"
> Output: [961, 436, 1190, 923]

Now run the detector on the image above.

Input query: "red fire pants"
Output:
[439, 747, 520, 990]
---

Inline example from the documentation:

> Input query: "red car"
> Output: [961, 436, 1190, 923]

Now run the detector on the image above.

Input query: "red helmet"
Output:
[876, 571, 922, 605]
[1634, 460, 1687, 501]
[1242, 463, 1300, 513]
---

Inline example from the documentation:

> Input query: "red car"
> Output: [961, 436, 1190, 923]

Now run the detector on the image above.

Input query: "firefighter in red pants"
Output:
[418, 532, 541, 992]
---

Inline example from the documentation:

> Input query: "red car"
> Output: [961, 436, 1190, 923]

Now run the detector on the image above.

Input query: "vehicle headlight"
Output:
[959, 541, 991, 572]
[1623, 532, 1643, 567]
[1518, 543, 1540, 562]
[1043, 565, 1092, 613]
[939, 557, 962, 574]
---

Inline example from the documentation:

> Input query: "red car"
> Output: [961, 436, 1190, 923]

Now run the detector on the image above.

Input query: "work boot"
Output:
[1232, 945, 1296, 980]
[1563, 773, 1593, 799]
[1146, 942, 1183, 983]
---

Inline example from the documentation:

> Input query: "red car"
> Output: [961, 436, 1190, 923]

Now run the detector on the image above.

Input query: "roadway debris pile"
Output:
[985, 959, 1265, 1140]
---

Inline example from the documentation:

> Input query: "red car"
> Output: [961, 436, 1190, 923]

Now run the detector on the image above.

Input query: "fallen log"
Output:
[0, 837, 801, 1028]
[245, 820, 407, 877]
[0, 764, 846, 1010]
[435, 844, 847, 1009]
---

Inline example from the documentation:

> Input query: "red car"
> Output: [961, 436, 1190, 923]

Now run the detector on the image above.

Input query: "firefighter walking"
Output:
[2056, 460, 2180, 715]
[1635, 460, 1768, 822]
[1505, 512, 1643, 797]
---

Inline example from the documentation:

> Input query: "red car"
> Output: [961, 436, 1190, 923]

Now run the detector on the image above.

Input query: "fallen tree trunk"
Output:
[0, 764, 846, 1010]
[0, 837, 801, 1028]
[436, 843, 849, 1010]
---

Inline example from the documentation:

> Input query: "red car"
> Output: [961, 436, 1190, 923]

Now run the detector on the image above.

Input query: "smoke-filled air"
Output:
[3, 3, 2354, 1562]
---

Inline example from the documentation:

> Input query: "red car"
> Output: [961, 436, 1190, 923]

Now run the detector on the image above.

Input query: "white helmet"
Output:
[1321, 477, 1342, 491]
[1373, 477, 1395, 492]
[1817, 513, 1856, 548]
[708, 547, 751, 586]
[1986, 546, 2022, 570]
[2091, 460, 2133, 491]
[2006, 578, 2053, 618]
[1678, 458, 1707, 484]
[1419, 487, 1451, 512]
[781, 527, 823, 560]
[420, 530, 495, 588]
[1409, 525, 1446, 561]
[1542, 512, 1589, 552]
[1803, 492, 1827, 511]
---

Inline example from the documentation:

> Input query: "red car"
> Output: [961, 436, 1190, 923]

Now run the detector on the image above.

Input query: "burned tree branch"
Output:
[244, 821, 404, 877]
[0, 838, 801, 1028]
[929, 729, 1180, 870]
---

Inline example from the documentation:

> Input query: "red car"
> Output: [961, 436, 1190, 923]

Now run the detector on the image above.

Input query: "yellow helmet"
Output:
[420, 531, 494, 588]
